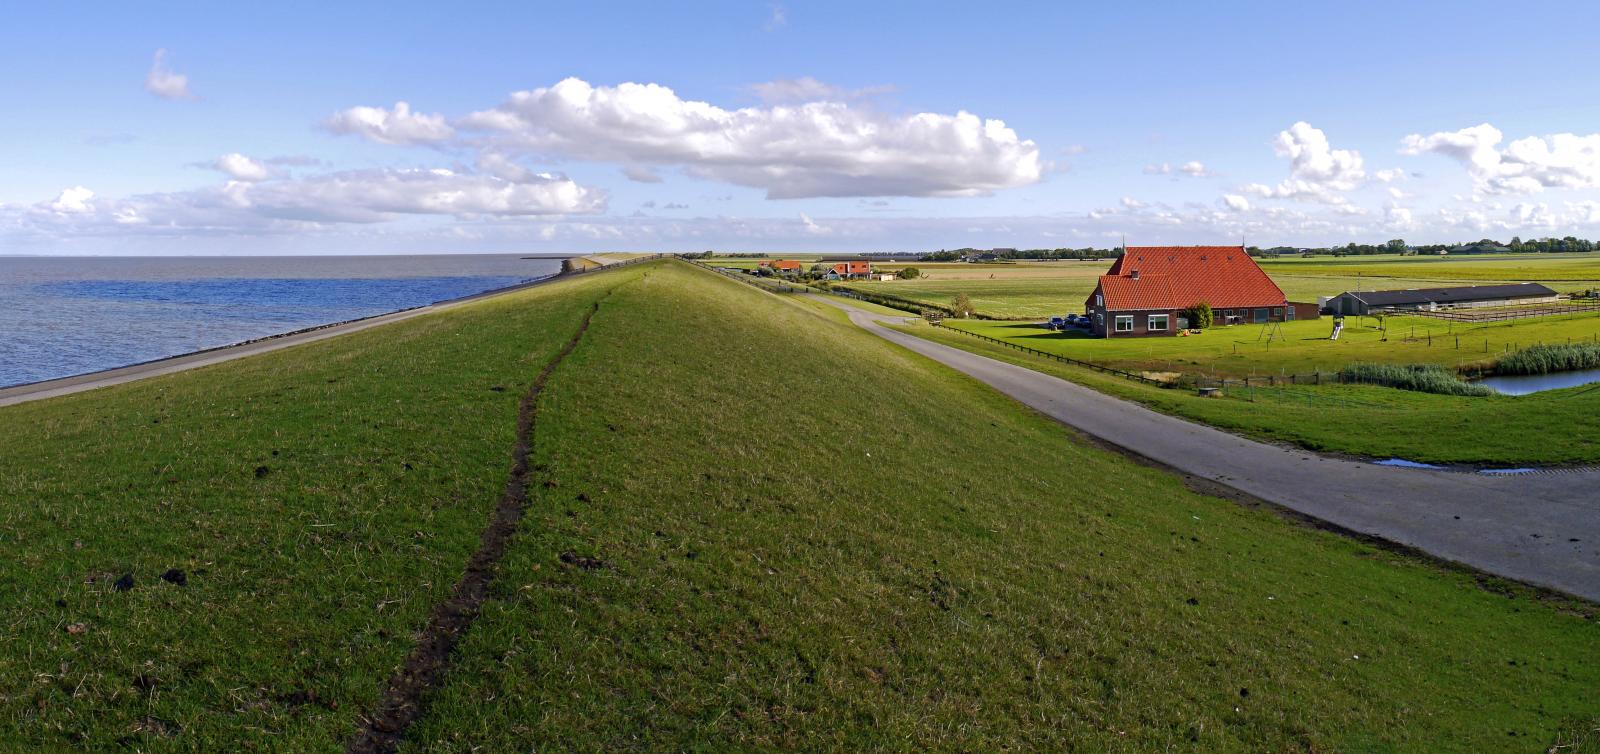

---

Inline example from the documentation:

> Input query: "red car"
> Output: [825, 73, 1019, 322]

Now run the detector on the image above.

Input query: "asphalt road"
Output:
[816, 296, 1600, 603]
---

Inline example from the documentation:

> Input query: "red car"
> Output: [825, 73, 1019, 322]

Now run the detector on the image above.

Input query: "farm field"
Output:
[843, 253, 1600, 319]
[2, 259, 1597, 749]
[896, 320, 1600, 466]
[940, 308, 1600, 379]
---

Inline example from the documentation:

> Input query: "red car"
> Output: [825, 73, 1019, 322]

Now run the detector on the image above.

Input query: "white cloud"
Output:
[1243, 122, 1366, 204]
[212, 153, 272, 182]
[1180, 161, 1213, 177]
[325, 102, 455, 146]
[799, 212, 830, 234]
[1120, 196, 1147, 209]
[12, 168, 605, 242]
[1144, 163, 1172, 175]
[1222, 194, 1251, 212]
[145, 49, 197, 101]
[456, 77, 1044, 198]
[1401, 123, 1600, 195]
[50, 187, 96, 213]
[1374, 168, 1407, 183]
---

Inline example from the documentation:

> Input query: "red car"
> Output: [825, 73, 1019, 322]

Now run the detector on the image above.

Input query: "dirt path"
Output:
[345, 298, 603, 753]
[812, 295, 1600, 603]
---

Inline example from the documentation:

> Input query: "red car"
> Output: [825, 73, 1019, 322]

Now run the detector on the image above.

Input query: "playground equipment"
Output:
[1330, 316, 1345, 340]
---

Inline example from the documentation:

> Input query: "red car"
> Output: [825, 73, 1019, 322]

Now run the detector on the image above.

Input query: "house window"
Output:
[1114, 315, 1134, 332]
[1095, 313, 1104, 328]
[1286, 306, 1296, 321]
[1095, 294, 1104, 307]
[1148, 314, 1169, 331]
[1272, 307, 1284, 319]
[1253, 307, 1269, 323]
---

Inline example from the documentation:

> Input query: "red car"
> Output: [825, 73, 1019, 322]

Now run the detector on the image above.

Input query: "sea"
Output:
[0, 254, 565, 388]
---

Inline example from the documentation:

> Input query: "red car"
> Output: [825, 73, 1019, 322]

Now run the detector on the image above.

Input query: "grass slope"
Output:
[402, 262, 1598, 751]
[894, 320, 1600, 466]
[0, 268, 628, 749]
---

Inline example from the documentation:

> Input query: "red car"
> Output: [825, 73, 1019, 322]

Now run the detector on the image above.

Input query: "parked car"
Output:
[1046, 316, 1065, 330]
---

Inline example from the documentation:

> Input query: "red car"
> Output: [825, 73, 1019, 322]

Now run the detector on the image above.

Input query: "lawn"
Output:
[940, 308, 1600, 378]
[895, 320, 1600, 466]
[3, 259, 1598, 750]
[843, 253, 1600, 319]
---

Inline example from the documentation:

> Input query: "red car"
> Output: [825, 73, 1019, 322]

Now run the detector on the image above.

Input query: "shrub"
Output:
[1338, 363, 1493, 397]
[899, 267, 922, 279]
[1184, 302, 1213, 329]
[950, 293, 976, 318]
[1495, 343, 1600, 376]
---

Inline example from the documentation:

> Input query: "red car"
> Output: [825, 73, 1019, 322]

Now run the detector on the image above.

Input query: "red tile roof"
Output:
[771, 260, 802, 270]
[1093, 246, 1285, 311]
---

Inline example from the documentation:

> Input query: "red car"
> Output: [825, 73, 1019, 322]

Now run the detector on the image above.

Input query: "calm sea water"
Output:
[0, 254, 564, 388]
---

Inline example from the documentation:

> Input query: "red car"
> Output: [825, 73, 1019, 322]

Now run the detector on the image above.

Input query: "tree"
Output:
[950, 293, 976, 318]
[899, 266, 922, 279]
[1385, 238, 1407, 253]
[1184, 302, 1213, 329]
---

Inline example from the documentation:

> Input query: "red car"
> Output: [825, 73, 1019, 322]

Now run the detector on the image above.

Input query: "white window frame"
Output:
[1096, 294, 1104, 307]
[1148, 314, 1169, 331]
[1114, 315, 1134, 332]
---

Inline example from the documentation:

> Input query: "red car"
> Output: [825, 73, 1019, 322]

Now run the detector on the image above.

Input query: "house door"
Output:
[1253, 307, 1269, 323]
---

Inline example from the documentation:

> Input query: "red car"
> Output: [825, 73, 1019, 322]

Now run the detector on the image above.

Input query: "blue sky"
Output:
[6, 1, 1600, 254]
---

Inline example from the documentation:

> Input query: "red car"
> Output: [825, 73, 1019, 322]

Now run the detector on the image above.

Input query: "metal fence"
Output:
[1379, 300, 1600, 323]
[932, 323, 1164, 385]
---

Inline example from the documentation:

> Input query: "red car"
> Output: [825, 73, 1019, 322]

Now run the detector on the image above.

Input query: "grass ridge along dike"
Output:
[345, 297, 605, 754]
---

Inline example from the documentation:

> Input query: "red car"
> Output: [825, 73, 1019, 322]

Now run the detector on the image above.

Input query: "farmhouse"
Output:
[1083, 246, 1290, 337]
[1325, 283, 1560, 315]
[758, 259, 804, 274]
[819, 257, 872, 279]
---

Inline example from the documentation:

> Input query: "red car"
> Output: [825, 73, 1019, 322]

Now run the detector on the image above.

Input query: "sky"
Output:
[6, 0, 1600, 255]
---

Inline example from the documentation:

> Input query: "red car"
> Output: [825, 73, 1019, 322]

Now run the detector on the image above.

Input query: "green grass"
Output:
[941, 310, 1600, 379]
[4, 259, 1599, 750]
[0, 268, 628, 749]
[895, 320, 1600, 466]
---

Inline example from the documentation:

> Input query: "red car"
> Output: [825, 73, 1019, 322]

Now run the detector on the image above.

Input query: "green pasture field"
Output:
[939, 308, 1600, 379]
[2, 259, 1597, 750]
[895, 320, 1600, 466]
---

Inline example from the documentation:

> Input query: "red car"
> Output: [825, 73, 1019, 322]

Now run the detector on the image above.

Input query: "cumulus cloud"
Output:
[1145, 161, 1211, 178]
[1401, 123, 1600, 195]
[325, 102, 455, 145]
[1243, 121, 1366, 204]
[12, 168, 605, 241]
[1144, 163, 1172, 175]
[50, 187, 96, 213]
[212, 153, 272, 182]
[456, 77, 1044, 198]
[1222, 194, 1251, 212]
[1180, 161, 1213, 177]
[1120, 197, 1147, 209]
[145, 49, 197, 101]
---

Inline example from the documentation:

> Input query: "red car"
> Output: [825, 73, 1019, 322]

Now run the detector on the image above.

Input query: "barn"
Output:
[1325, 283, 1560, 315]
[1083, 246, 1290, 337]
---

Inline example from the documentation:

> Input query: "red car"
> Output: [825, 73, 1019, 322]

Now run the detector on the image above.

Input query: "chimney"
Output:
[1130, 270, 1140, 280]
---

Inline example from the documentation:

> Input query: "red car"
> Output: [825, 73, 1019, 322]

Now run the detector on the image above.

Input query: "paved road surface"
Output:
[815, 296, 1600, 603]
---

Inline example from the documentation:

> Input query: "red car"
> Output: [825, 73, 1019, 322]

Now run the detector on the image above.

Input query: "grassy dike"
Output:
[896, 321, 1600, 466]
[0, 267, 626, 749]
[1, 259, 1597, 751]
[406, 262, 1597, 752]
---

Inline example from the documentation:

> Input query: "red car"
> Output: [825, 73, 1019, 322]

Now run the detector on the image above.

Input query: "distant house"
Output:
[1083, 246, 1290, 337]
[764, 259, 803, 274]
[876, 272, 897, 281]
[817, 258, 872, 279]
[1325, 283, 1560, 315]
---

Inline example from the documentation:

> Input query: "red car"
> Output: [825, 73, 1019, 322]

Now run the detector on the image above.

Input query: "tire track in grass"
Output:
[346, 297, 604, 754]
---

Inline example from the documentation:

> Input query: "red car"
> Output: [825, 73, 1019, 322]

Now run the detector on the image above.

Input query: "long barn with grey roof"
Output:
[1325, 283, 1559, 315]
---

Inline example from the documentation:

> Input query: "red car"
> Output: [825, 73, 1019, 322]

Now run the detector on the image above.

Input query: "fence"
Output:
[563, 253, 664, 275]
[932, 323, 1164, 385]
[1380, 300, 1600, 323]
[684, 259, 817, 294]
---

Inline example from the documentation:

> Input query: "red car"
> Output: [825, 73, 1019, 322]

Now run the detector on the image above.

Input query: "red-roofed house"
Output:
[758, 259, 804, 273]
[1084, 246, 1289, 337]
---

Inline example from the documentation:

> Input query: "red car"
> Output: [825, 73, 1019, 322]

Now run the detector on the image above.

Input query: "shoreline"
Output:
[0, 271, 571, 408]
